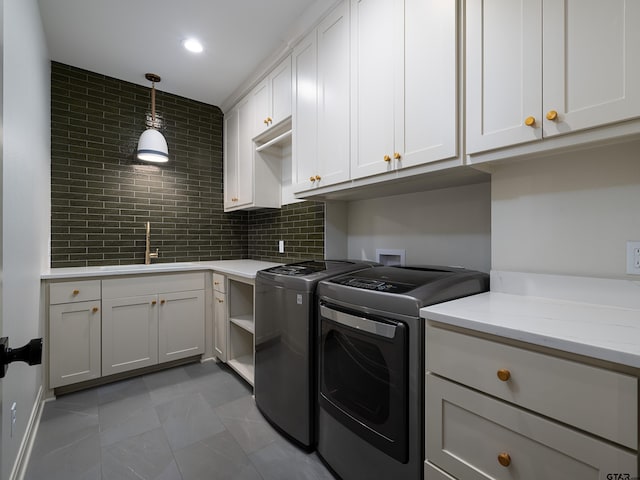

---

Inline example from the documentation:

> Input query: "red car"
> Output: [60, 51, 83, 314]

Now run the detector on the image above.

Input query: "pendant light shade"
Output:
[137, 128, 169, 163]
[137, 73, 169, 163]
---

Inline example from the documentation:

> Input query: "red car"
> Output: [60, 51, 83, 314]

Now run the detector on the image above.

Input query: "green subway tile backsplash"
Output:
[50, 62, 324, 267]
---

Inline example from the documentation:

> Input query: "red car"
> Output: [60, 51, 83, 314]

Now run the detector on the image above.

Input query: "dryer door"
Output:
[318, 303, 408, 463]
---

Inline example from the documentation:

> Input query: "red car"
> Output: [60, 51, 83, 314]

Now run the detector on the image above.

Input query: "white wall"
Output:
[346, 182, 491, 272]
[491, 140, 640, 278]
[2, 0, 50, 477]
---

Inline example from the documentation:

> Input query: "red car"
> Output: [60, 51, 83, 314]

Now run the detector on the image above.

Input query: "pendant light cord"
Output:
[151, 81, 156, 126]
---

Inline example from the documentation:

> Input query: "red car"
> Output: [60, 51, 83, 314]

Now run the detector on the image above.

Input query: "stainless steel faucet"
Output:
[145, 221, 159, 264]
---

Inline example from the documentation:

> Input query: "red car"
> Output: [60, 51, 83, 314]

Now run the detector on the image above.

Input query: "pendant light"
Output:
[137, 73, 169, 163]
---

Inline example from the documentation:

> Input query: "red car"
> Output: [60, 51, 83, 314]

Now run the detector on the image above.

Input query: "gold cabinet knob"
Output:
[72, 289, 80, 295]
[231, 197, 238, 202]
[216, 298, 224, 303]
[315, 175, 321, 181]
[383, 155, 391, 162]
[524, 116, 536, 127]
[213, 281, 219, 286]
[92, 307, 99, 313]
[151, 300, 157, 305]
[267, 117, 272, 124]
[394, 152, 401, 160]
[263, 118, 269, 125]
[546, 110, 558, 121]
[498, 452, 511, 467]
[497, 369, 511, 382]
[310, 176, 316, 182]
[160, 299, 166, 305]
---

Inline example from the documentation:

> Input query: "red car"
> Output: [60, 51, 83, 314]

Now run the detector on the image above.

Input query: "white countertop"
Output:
[41, 259, 282, 280]
[421, 271, 640, 369]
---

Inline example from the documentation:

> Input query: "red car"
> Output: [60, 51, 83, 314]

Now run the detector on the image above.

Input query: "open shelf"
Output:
[229, 314, 254, 334]
[227, 354, 254, 386]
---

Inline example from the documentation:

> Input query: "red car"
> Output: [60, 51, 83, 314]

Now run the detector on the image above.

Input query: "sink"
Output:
[93, 262, 196, 272]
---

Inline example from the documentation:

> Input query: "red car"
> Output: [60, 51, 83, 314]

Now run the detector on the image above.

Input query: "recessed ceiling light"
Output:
[183, 38, 204, 53]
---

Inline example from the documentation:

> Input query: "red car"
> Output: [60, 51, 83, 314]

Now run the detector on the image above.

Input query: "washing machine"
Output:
[254, 260, 378, 449]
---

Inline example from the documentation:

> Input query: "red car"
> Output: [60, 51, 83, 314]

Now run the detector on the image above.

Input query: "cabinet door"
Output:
[236, 95, 254, 207]
[292, 29, 319, 192]
[270, 56, 292, 126]
[252, 79, 270, 136]
[49, 300, 101, 388]
[350, 0, 401, 179]
[317, 1, 351, 186]
[401, 0, 457, 168]
[543, 0, 640, 137]
[158, 290, 205, 363]
[223, 107, 240, 210]
[102, 295, 158, 376]
[214, 292, 227, 361]
[466, 0, 543, 154]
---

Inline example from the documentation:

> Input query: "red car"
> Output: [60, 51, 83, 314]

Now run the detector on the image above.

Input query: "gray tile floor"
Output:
[25, 361, 336, 480]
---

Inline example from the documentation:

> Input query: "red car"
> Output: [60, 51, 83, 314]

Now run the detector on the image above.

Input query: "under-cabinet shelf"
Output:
[227, 354, 254, 385]
[255, 129, 292, 154]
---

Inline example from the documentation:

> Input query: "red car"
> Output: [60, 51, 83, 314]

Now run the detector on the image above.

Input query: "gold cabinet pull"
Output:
[231, 197, 238, 202]
[394, 152, 401, 160]
[524, 116, 536, 127]
[310, 176, 316, 182]
[151, 300, 157, 305]
[546, 110, 558, 121]
[160, 299, 166, 305]
[263, 118, 269, 125]
[267, 117, 272, 124]
[497, 369, 511, 382]
[498, 452, 511, 467]
[315, 175, 321, 181]
[383, 155, 391, 162]
[92, 307, 99, 313]
[72, 289, 80, 295]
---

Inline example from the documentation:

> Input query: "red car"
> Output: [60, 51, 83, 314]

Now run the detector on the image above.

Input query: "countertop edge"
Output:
[421, 292, 640, 370]
[41, 260, 282, 281]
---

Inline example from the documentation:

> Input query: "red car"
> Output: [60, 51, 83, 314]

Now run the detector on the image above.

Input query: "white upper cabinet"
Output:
[253, 56, 293, 136]
[350, 0, 457, 179]
[224, 96, 255, 210]
[466, 0, 640, 154]
[350, 0, 400, 179]
[293, 0, 351, 192]
[542, 0, 640, 137]
[224, 94, 280, 212]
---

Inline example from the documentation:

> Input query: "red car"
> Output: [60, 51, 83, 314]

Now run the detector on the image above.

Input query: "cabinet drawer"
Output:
[213, 273, 226, 293]
[50, 280, 101, 304]
[102, 273, 205, 299]
[426, 325, 638, 449]
[426, 374, 637, 480]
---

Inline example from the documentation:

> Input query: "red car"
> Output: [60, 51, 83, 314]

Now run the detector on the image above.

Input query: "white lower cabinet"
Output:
[102, 273, 205, 377]
[48, 273, 206, 388]
[49, 299, 101, 388]
[102, 294, 158, 376]
[425, 323, 638, 479]
[158, 290, 205, 363]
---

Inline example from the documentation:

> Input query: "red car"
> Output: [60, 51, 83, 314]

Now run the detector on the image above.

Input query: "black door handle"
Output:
[0, 337, 43, 378]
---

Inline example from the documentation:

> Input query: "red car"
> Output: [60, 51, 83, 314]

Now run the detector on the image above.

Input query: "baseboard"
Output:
[10, 385, 46, 480]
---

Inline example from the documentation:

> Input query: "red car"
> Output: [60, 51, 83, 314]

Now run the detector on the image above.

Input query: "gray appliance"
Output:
[316, 266, 489, 480]
[254, 260, 377, 449]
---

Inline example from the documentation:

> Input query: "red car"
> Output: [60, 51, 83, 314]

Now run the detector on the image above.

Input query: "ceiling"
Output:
[38, 0, 326, 108]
